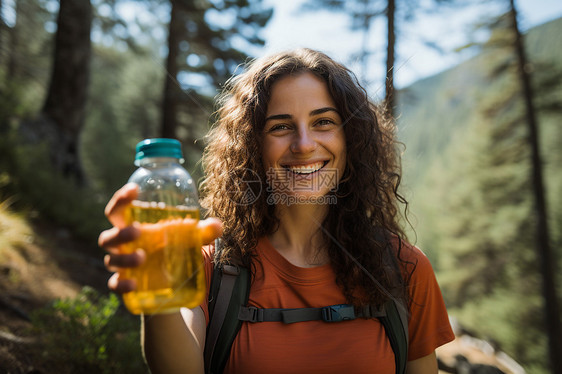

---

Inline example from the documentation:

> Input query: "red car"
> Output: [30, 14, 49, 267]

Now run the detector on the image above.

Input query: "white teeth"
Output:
[286, 162, 325, 174]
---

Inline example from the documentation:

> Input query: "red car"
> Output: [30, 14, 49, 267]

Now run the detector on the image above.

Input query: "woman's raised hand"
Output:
[98, 183, 223, 294]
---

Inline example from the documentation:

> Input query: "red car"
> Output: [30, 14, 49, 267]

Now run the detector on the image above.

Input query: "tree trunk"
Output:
[161, 0, 182, 139]
[360, 16, 370, 84]
[0, 0, 4, 66]
[509, 0, 562, 371]
[6, 0, 18, 79]
[41, 0, 92, 185]
[384, 0, 396, 117]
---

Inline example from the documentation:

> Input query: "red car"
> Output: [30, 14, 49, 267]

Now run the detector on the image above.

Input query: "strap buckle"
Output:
[321, 304, 356, 322]
[239, 306, 263, 322]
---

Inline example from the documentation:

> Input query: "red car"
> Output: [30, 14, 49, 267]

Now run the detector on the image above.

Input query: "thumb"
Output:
[105, 183, 138, 228]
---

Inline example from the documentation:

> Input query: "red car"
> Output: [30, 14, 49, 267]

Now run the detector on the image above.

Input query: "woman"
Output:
[99, 48, 454, 373]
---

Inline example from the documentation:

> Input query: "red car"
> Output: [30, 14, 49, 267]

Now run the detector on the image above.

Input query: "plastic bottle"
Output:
[122, 138, 204, 314]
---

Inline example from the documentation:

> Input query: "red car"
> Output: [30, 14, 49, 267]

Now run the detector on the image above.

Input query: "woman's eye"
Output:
[316, 119, 336, 127]
[269, 124, 290, 132]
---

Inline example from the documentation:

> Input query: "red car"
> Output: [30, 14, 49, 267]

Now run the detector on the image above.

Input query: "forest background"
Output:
[0, 0, 560, 373]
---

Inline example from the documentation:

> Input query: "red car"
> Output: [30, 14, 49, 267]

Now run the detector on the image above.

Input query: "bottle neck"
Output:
[137, 157, 181, 168]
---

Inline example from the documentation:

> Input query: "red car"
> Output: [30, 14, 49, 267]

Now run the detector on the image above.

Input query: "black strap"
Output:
[204, 239, 251, 374]
[379, 299, 409, 374]
[238, 303, 387, 324]
[238, 299, 408, 374]
[203, 264, 239, 370]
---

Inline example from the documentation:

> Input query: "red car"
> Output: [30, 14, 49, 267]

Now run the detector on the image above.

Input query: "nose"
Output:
[290, 127, 317, 154]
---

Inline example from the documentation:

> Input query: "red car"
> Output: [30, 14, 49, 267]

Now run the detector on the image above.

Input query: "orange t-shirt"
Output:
[201, 237, 454, 373]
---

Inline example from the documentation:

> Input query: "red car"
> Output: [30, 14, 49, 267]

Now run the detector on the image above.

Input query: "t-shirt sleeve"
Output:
[405, 246, 455, 360]
[199, 244, 215, 325]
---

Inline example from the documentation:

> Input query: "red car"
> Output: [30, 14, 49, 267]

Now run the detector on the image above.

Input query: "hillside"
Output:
[0, 204, 116, 372]
[396, 16, 562, 186]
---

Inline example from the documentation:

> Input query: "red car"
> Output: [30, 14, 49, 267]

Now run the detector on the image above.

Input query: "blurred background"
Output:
[0, 0, 560, 373]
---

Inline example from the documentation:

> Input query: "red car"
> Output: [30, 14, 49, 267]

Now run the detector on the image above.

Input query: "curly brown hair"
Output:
[200, 48, 413, 307]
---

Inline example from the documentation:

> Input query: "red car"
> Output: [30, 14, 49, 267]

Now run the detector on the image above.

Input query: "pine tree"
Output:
[507, 1, 561, 370]
[160, 0, 272, 139]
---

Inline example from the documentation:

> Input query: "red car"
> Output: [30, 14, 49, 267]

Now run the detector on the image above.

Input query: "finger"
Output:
[104, 183, 138, 228]
[198, 217, 223, 244]
[107, 272, 137, 294]
[104, 250, 146, 272]
[98, 225, 141, 250]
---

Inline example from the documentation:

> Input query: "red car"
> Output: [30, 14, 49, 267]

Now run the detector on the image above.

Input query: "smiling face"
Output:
[262, 72, 346, 203]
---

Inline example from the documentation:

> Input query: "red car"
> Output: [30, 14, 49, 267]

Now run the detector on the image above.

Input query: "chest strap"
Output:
[238, 303, 387, 324]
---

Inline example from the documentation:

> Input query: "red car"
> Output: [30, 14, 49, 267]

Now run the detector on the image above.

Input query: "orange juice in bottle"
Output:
[122, 138, 205, 314]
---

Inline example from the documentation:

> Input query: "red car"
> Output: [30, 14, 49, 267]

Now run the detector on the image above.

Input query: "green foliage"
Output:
[0, 76, 33, 126]
[0, 129, 109, 241]
[30, 286, 146, 374]
[397, 16, 562, 373]
[79, 42, 210, 197]
[1, 0, 54, 113]
[420, 107, 536, 302]
[80, 45, 160, 198]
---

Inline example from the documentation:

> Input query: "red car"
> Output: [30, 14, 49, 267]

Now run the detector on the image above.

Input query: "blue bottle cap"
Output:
[134, 138, 184, 165]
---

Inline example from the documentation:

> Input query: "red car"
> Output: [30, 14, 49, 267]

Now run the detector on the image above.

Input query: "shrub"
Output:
[30, 286, 147, 374]
[0, 130, 110, 242]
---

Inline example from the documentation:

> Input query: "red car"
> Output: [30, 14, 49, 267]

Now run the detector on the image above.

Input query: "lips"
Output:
[282, 161, 328, 175]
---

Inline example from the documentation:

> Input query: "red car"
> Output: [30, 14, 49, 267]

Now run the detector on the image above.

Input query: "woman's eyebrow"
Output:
[265, 107, 339, 122]
[309, 107, 339, 116]
[265, 113, 292, 122]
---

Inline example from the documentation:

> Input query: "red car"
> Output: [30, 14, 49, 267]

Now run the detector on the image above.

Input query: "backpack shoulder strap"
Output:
[378, 298, 409, 374]
[204, 239, 250, 374]
[236, 298, 409, 374]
